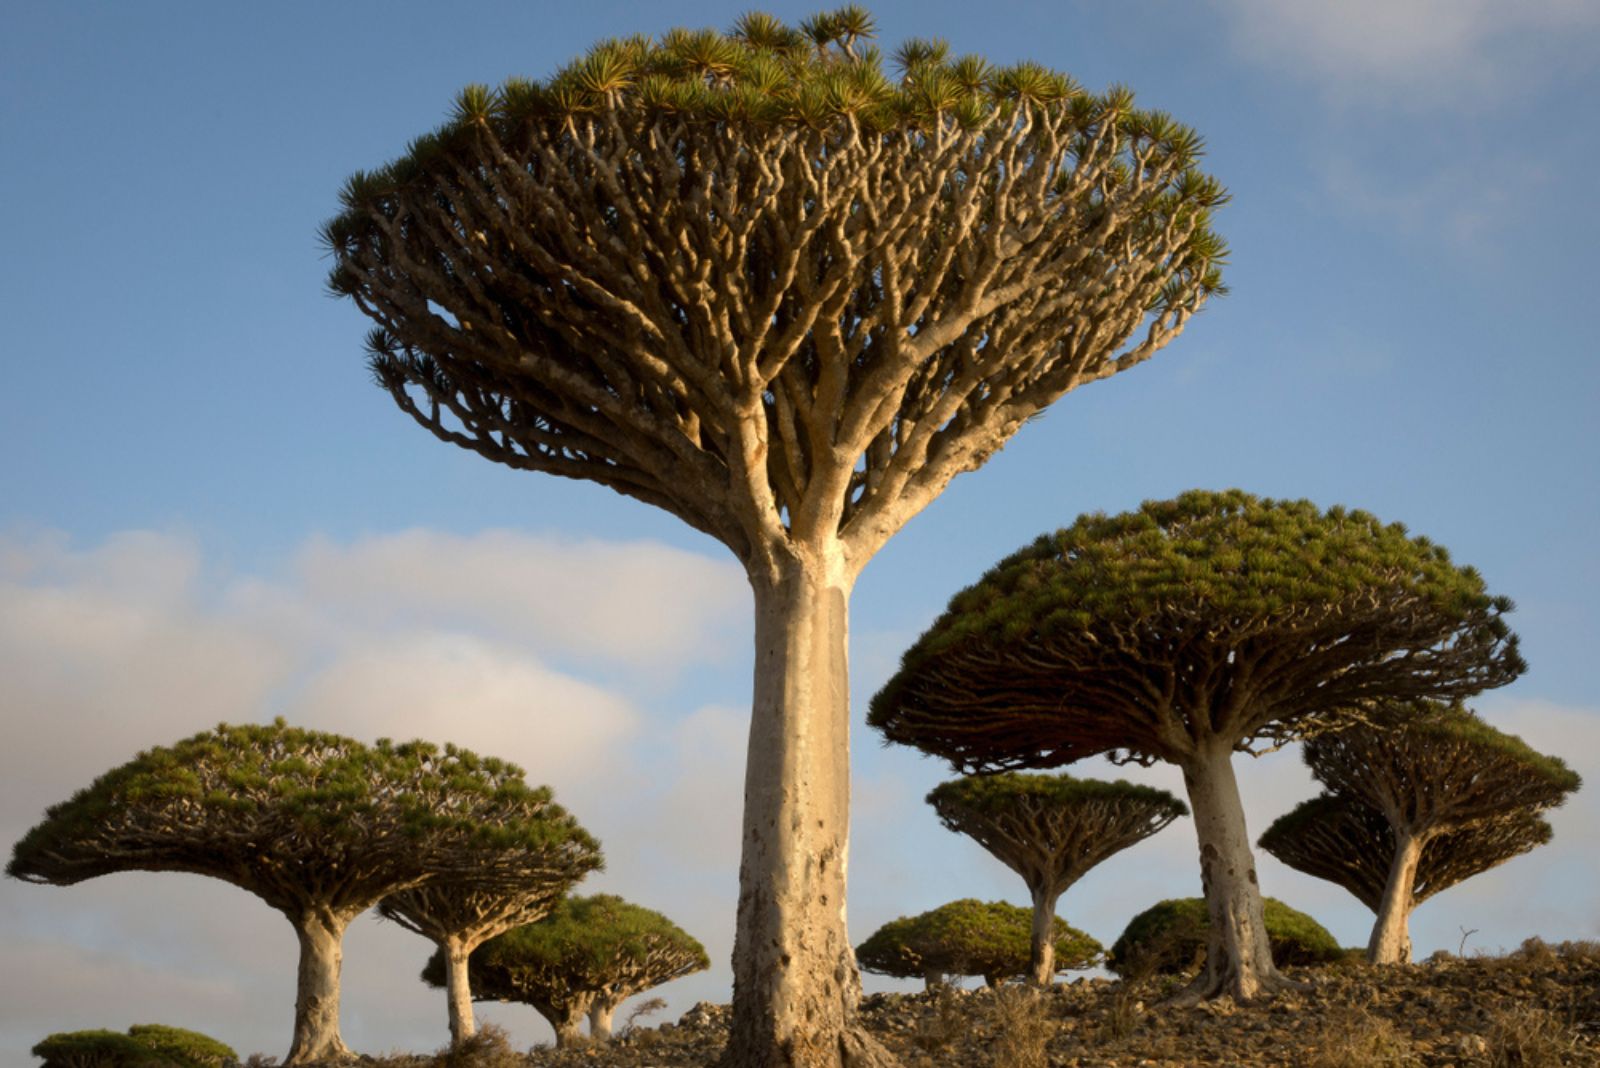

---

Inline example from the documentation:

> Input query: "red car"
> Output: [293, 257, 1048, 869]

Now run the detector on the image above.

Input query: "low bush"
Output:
[1107, 896, 1343, 977]
[125, 1026, 235, 1068]
[32, 1025, 234, 1068]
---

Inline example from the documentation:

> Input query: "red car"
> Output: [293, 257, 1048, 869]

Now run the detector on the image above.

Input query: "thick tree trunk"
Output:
[589, 1000, 616, 1042]
[921, 972, 945, 992]
[1029, 884, 1059, 986]
[285, 908, 354, 1065]
[1173, 744, 1299, 1004]
[1368, 831, 1423, 964]
[721, 548, 898, 1068]
[536, 1002, 590, 1049]
[443, 937, 477, 1044]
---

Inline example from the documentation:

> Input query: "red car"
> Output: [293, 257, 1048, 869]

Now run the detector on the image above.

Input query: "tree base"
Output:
[718, 1025, 901, 1068]
[283, 1038, 355, 1066]
[1163, 964, 1312, 1008]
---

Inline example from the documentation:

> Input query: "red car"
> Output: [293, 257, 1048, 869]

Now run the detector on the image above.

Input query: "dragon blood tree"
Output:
[378, 820, 603, 1044]
[856, 899, 1100, 989]
[6, 721, 598, 1065]
[424, 894, 708, 1046]
[870, 490, 1525, 1001]
[321, 7, 1227, 1063]
[926, 773, 1185, 984]
[1267, 701, 1579, 964]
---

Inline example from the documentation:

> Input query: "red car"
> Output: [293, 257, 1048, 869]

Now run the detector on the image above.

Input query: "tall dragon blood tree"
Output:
[6, 721, 599, 1065]
[379, 827, 603, 1043]
[870, 491, 1526, 1001]
[321, 8, 1226, 1063]
[926, 773, 1185, 984]
[1262, 701, 1579, 964]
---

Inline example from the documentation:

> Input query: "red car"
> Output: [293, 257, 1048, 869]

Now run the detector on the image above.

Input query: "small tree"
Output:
[1260, 794, 1552, 959]
[425, 894, 708, 1046]
[378, 836, 602, 1044]
[870, 491, 1524, 1001]
[323, 10, 1227, 1063]
[926, 773, 1185, 984]
[1107, 897, 1342, 977]
[856, 899, 1100, 988]
[7, 721, 597, 1065]
[1272, 702, 1579, 964]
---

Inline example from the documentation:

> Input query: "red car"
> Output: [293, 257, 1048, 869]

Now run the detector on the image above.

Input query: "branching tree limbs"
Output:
[1263, 702, 1579, 964]
[325, 11, 1225, 1065]
[927, 774, 1184, 984]
[7, 721, 597, 1066]
[424, 895, 708, 1046]
[870, 491, 1524, 1002]
[856, 899, 1101, 989]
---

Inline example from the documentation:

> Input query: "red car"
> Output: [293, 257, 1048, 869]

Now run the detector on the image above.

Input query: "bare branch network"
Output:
[325, 31, 1226, 570]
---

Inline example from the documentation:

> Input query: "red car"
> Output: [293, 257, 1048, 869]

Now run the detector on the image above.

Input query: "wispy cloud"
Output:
[1216, 0, 1600, 109]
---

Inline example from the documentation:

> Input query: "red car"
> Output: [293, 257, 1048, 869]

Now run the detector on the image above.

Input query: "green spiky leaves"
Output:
[869, 490, 1525, 771]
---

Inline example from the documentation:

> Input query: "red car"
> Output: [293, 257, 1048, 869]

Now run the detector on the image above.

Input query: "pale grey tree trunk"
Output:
[921, 971, 945, 992]
[722, 547, 898, 1068]
[1028, 884, 1058, 986]
[442, 937, 477, 1044]
[1174, 743, 1293, 1003]
[1368, 831, 1423, 964]
[589, 1000, 617, 1042]
[285, 908, 353, 1065]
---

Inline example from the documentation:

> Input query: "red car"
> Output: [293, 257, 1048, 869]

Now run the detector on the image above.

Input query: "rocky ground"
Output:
[353, 940, 1600, 1068]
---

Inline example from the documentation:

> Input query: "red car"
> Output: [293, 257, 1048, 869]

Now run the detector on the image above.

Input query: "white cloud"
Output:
[295, 529, 747, 669]
[1217, 0, 1600, 108]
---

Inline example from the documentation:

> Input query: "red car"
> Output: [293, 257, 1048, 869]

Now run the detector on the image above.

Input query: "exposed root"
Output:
[1164, 966, 1312, 1008]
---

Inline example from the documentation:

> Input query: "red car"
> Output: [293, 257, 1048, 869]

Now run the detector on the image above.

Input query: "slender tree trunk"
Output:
[589, 1000, 616, 1042]
[1029, 884, 1059, 986]
[921, 971, 945, 992]
[722, 547, 898, 1068]
[1173, 743, 1298, 1004]
[443, 936, 477, 1044]
[1368, 831, 1424, 965]
[285, 907, 354, 1065]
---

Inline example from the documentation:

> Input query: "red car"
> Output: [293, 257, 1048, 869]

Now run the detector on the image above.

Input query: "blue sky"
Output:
[3, 1, 1598, 1060]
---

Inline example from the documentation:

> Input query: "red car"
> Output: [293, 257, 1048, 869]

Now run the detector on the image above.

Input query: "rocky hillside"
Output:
[344, 939, 1600, 1067]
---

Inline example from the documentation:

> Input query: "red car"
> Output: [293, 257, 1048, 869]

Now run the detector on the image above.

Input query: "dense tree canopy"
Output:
[927, 773, 1184, 983]
[1106, 897, 1342, 978]
[324, 7, 1227, 1062]
[1279, 702, 1579, 963]
[870, 492, 1523, 770]
[323, 9, 1226, 567]
[855, 899, 1100, 988]
[870, 490, 1524, 1001]
[1259, 794, 1552, 913]
[8, 720, 597, 1065]
[425, 894, 708, 1047]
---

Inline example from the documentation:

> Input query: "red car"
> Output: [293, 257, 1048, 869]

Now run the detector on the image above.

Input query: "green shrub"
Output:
[32, 1025, 234, 1068]
[1107, 896, 1342, 976]
[857, 898, 1102, 983]
[125, 1026, 235, 1068]
[32, 1030, 165, 1068]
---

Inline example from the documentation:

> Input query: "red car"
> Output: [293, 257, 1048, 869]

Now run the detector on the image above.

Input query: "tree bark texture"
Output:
[722, 550, 897, 1068]
[1368, 831, 1424, 964]
[285, 909, 353, 1065]
[1175, 747, 1293, 1003]
[443, 938, 478, 1044]
[589, 1001, 616, 1042]
[1029, 884, 1059, 986]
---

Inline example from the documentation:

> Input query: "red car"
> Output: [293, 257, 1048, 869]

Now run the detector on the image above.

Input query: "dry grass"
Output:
[980, 985, 1057, 1068]
[1304, 1003, 1422, 1068]
[1484, 1003, 1584, 1067]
